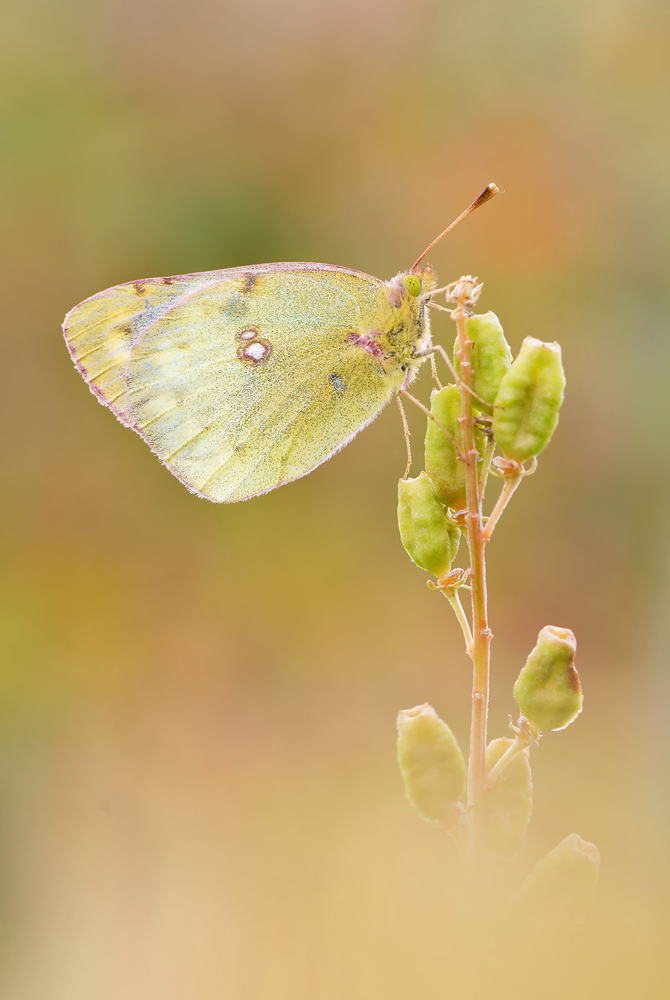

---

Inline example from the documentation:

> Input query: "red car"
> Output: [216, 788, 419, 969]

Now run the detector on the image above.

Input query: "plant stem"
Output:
[482, 473, 522, 544]
[455, 307, 492, 862]
[484, 736, 525, 786]
[442, 588, 475, 659]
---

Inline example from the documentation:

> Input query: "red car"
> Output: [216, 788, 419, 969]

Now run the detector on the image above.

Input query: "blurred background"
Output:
[1, 0, 670, 996]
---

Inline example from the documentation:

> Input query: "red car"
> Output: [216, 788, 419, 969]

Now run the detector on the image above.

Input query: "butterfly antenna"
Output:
[411, 183, 500, 271]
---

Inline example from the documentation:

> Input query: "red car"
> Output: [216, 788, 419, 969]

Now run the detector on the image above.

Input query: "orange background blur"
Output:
[2, 0, 669, 996]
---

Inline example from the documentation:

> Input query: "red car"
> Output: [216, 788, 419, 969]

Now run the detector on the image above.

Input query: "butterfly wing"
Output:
[64, 264, 405, 502]
[63, 271, 227, 427]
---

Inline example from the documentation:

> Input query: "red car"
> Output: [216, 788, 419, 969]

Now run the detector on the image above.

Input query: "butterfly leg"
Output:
[430, 352, 443, 388]
[420, 343, 459, 383]
[401, 390, 463, 458]
[419, 344, 490, 410]
[395, 394, 412, 479]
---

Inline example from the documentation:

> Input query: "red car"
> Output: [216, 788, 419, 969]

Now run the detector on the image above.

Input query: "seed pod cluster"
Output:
[397, 472, 460, 577]
[397, 703, 466, 830]
[484, 737, 533, 858]
[514, 626, 582, 732]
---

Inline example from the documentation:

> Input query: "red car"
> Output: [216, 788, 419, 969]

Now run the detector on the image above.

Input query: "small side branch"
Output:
[430, 571, 475, 661]
[484, 737, 524, 786]
[482, 458, 536, 543]
[440, 586, 474, 659]
[485, 717, 540, 786]
[482, 474, 522, 543]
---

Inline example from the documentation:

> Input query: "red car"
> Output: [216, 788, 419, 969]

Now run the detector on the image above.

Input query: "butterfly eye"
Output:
[403, 274, 422, 297]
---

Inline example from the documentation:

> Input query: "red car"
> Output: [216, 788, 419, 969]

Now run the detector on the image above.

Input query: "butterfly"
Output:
[63, 185, 497, 503]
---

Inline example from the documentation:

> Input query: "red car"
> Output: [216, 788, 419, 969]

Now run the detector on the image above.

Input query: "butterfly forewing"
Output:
[65, 264, 408, 502]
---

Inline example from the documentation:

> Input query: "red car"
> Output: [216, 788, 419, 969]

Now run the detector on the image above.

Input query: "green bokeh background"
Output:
[2, 0, 669, 996]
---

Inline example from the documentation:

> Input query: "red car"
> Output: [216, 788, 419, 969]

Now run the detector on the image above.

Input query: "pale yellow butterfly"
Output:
[63, 185, 497, 503]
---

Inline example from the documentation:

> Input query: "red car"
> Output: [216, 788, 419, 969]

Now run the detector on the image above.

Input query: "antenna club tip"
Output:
[476, 183, 500, 206]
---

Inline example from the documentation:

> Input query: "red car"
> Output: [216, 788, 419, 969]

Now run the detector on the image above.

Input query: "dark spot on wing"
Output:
[161, 276, 175, 285]
[329, 373, 347, 392]
[133, 281, 147, 296]
[241, 273, 258, 294]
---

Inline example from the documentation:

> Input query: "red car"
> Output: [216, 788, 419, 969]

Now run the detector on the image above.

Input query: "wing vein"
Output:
[163, 425, 212, 462]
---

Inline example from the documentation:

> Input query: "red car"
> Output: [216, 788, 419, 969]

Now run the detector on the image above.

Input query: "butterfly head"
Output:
[385, 263, 436, 308]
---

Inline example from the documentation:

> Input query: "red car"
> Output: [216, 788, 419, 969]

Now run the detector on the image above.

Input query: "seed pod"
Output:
[514, 626, 582, 733]
[453, 311, 512, 414]
[397, 473, 460, 576]
[484, 737, 532, 858]
[424, 385, 465, 510]
[514, 833, 600, 923]
[424, 386, 484, 511]
[492, 337, 565, 462]
[397, 703, 466, 828]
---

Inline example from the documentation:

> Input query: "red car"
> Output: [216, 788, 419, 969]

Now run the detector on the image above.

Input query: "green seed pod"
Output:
[424, 385, 465, 510]
[424, 386, 484, 511]
[492, 337, 565, 462]
[514, 626, 582, 733]
[397, 473, 460, 576]
[513, 833, 600, 923]
[452, 311, 512, 414]
[484, 737, 532, 858]
[397, 703, 466, 828]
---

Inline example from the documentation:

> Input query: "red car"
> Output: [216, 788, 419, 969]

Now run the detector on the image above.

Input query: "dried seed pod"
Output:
[514, 833, 600, 923]
[453, 311, 512, 414]
[492, 337, 565, 462]
[397, 703, 466, 829]
[397, 473, 460, 576]
[484, 737, 532, 858]
[514, 626, 582, 733]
